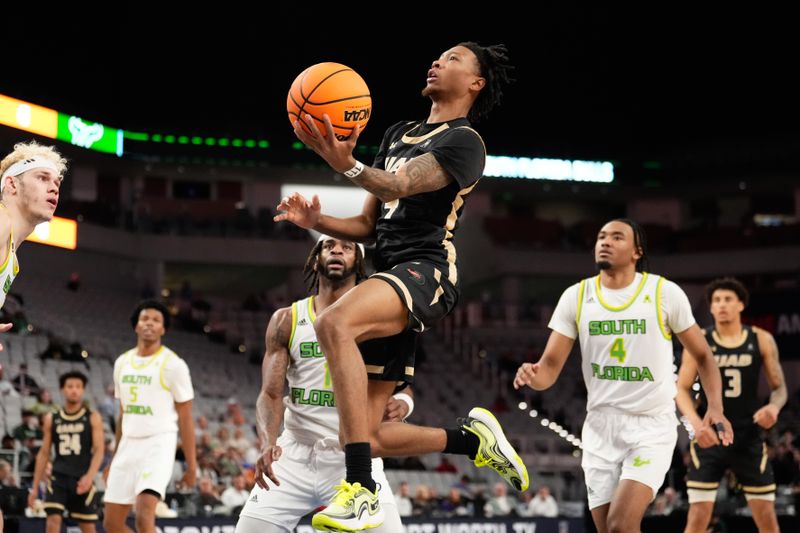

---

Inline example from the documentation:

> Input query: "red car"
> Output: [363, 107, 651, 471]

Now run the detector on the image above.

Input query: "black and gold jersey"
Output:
[51, 407, 93, 477]
[698, 325, 763, 427]
[371, 118, 486, 287]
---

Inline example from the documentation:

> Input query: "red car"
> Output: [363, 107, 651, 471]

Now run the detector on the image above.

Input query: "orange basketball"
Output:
[287, 62, 371, 140]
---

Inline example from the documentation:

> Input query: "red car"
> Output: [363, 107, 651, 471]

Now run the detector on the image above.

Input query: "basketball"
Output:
[287, 62, 371, 140]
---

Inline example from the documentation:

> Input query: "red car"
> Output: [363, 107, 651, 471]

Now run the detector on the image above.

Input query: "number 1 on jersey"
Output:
[610, 338, 627, 363]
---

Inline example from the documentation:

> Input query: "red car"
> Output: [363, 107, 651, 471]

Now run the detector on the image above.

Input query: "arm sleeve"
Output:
[661, 279, 696, 335]
[547, 284, 580, 340]
[164, 357, 194, 403]
[430, 128, 486, 188]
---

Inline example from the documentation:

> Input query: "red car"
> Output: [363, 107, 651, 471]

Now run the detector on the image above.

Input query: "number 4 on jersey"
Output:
[610, 338, 627, 363]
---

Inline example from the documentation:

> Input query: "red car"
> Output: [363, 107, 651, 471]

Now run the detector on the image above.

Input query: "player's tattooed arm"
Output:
[257, 308, 291, 446]
[350, 153, 453, 202]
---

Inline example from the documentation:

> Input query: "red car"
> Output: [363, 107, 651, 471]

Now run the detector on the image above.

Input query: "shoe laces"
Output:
[331, 480, 361, 506]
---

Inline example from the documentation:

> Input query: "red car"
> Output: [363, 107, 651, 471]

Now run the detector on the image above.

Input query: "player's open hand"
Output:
[753, 404, 779, 429]
[513, 362, 540, 390]
[76, 474, 93, 495]
[255, 444, 282, 490]
[293, 113, 362, 174]
[274, 192, 321, 229]
[27, 489, 38, 510]
[703, 409, 734, 446]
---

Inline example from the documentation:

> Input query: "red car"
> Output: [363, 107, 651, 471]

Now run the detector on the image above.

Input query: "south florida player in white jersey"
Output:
[104, 301, 196, 533]
[236, 236, 408, 533]
[0, 141, 67, 332]
[514, 219, 734, 533]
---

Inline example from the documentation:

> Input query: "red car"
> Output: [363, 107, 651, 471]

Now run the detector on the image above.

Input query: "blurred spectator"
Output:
[11, 363, 40, 396]
[99, 384, 119, 432]
[220, 474, 249, 511]
[484, 482, 515, 517]
[412, 485, 436, 517]
[229, 428, 250, 453]
[452, 474, 472, 498]
[12, 411, 42, 447]
[0, 363, 19, 398]
[197, 456, 219, 485]
[394, 481, 412, 517]
[400, 456, 426, 471]
[30, 389, 58, 416]
[435, 456, 458, 473]
[516, 491, 534, 517]
[527, 485, 558, 517]
[0, 459, 18, 487]
[195, 415, 210, 440]
[440, 487, 471, 517]
[194, 477, 222, 510]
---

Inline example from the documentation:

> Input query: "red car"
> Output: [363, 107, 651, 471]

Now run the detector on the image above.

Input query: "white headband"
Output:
[317, 234, 366, 256]
[1, 157, 59, 192]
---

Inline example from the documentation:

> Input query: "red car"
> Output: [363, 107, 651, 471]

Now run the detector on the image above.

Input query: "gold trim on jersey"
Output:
[400, 123, 450, 145]
[404, 366, 415, 377]
[595, 272, 649, 312]
[372, 273, 413, 311]
[159, 351, 174, 391]
[655, 276, 672, 341]
[576, 279, 587, 327]
[760, 442, 768, 473]
[741, 484, 776, 493]
[307, 296, 317, 323]
[686, 480, 719, 490]
[690, 441, 701, 469]
[42, 502, 65, 510]
[84, 485, 97, 506]
[430, 269, 444, 306]
[365, 364, 384, 374]
[70, 512, 99, 520]
[129, 346, 164, 369]
[711, 328, 749, 349]
[59, 407, 87, 421]
[288, 302, 298, 348]
[441, 181, 480, 285]
[454, 126, 487, 157]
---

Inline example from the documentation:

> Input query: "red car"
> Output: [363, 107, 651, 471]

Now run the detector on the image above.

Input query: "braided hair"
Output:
[459, 42, 515, 123]
[612, 218, 649, 272]
[302, 240, 367, 295]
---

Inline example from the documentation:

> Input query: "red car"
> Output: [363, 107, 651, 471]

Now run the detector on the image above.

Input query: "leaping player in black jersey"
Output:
[278, 43, 525, 531]
[677, 277, 785, 533]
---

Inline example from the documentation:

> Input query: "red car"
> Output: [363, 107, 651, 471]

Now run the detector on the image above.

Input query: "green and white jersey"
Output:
[113, 345, 194, 437]
[283, 296, 338, 444]
[0, 229, 19, 309]
[549, 272, 695, 416]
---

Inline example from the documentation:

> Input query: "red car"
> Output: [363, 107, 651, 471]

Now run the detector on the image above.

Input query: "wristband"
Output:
[343, 160, 365, 178]
[392, 392, 414, 420]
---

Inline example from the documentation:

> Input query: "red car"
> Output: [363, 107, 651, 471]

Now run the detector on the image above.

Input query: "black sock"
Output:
[443, 428, 480, 459]
[344, 443, 376, 492]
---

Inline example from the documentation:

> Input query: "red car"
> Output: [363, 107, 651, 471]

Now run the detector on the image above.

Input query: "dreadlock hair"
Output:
[459, 42, 514, 123]
[705, 277, 749, 307]
[612, 218, 649, 272]
[302, 240, 368, 295]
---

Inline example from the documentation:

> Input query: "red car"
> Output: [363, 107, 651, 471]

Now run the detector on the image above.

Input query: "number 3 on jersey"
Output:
[610, 338, 627, 364]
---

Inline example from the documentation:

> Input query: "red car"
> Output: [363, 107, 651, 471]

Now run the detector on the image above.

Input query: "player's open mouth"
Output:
[47, 198, 58, 207]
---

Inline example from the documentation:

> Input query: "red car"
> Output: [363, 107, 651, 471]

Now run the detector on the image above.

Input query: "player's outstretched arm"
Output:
[513, 331, 574, 391]
[753, 327, 786, 429]
[275, 192, 380, 242]
[254, 307, 291, 490]
[677, 325, 733, 446]
[294, 114, 453, 202]
[28, 413, 53, 508]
